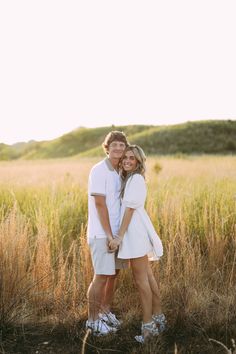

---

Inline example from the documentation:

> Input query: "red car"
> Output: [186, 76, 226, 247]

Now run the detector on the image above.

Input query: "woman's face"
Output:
[122, 150, 138, 173]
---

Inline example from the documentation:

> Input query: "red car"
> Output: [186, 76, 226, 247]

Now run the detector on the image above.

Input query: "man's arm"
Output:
[93, 195, 113, 241]
[109, 207, 134, 250]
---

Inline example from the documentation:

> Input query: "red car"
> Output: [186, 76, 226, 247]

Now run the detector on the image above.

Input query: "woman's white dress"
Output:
[117, 174, 163, 261]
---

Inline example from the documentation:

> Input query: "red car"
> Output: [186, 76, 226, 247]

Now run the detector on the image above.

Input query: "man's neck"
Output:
[108, 157, 119, 171]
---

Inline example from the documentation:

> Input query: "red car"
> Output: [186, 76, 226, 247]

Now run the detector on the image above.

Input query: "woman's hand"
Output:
[108, 238, 121, 253]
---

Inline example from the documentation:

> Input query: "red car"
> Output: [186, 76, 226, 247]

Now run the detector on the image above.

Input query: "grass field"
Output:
[0, 155, 236, 353]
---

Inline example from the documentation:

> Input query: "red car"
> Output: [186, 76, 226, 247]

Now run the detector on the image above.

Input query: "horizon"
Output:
[1, 118, 235, 146]
[0, 119, 236, 146]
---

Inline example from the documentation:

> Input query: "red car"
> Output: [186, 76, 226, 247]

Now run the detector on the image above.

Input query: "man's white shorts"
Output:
[88, 237, 128, 275]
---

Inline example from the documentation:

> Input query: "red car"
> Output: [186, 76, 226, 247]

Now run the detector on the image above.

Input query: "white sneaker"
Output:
[135, 335, 145, 344]
[152, 313, 167, 333]
[85, 319, 117, 336]
[134, 321, 159, 344]
[98, 312, 122, 327]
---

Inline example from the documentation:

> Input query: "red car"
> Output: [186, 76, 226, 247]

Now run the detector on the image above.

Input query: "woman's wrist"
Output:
[114, 234, 123, 244]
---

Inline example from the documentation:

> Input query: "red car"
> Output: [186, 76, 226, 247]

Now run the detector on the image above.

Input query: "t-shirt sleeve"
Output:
[89, 166, 106, 196]
[123, 174, 146, 208]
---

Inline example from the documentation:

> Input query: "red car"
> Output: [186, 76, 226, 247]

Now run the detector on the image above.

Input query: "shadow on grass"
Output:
[1, 315, 236, 354]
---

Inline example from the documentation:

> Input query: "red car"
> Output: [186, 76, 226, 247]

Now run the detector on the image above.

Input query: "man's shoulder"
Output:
[90, 159, 107, 175]
[91, 159, 106, 169]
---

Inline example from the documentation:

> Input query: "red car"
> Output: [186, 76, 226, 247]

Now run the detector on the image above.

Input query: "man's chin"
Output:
[111, 154, 123, 159]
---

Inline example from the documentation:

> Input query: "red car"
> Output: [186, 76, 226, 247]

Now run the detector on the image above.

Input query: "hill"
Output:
[130, 120, 236, 154]
[0, 120, 235, 160]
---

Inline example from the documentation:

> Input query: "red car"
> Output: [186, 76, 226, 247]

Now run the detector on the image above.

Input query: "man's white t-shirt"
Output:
[87, 158, 121, 241]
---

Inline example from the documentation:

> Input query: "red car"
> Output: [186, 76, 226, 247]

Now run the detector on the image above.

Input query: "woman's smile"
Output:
[122, 151, 137, 172]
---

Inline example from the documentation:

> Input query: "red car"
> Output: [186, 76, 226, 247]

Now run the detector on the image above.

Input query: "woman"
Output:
[109, 145, 166, 343]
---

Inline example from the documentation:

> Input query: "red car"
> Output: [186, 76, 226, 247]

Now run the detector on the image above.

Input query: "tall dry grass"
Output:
[0, 156, 236, 338]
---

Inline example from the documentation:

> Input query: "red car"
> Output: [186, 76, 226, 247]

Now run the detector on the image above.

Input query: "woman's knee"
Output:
[133, 274, 150, 290]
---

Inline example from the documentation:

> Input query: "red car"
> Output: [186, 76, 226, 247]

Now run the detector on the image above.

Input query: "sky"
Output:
[0, 0, 236, 145]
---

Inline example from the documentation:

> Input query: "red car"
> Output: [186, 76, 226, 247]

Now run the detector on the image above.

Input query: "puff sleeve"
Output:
[123, 174, 146, 209]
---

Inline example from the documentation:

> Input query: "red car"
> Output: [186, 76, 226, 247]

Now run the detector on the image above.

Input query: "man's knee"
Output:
[93, 274, 109, 286]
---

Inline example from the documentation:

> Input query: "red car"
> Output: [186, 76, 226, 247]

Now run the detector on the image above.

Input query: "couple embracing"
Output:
[86, 131, 166, 343]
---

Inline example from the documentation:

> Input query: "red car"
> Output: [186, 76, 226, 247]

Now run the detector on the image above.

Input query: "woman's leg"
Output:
[147, 263, 166, 332]
[147, 263, 162, 315]
[130, 256, 152, 323]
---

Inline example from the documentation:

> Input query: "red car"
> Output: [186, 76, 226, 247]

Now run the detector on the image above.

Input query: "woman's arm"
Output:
[109, 174, 145, 251]
[108, 207, 134, 250]
[118, 207, 135, 238]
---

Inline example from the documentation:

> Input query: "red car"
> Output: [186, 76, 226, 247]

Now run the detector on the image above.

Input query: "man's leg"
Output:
[87, 274, 108, 321]
[101, 270, 119, 313]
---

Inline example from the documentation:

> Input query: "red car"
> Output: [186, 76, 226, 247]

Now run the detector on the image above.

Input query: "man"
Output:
[86, 131, 129, 335]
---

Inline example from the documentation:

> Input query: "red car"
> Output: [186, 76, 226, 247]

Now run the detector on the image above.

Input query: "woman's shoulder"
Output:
[127, 173, 145, 185]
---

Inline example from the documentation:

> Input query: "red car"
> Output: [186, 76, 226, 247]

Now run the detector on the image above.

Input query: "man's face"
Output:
[107, 140, 126, 159]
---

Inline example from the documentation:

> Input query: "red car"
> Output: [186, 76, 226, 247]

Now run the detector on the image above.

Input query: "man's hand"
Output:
[106, 237, 116, 253]
[108, 238, 121, 253]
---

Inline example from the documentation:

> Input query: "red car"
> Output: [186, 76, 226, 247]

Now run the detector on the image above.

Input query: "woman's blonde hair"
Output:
[120, 145, 146, 198]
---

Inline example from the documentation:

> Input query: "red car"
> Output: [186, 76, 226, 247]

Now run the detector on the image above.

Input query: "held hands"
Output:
[107, 235, 122, 253]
